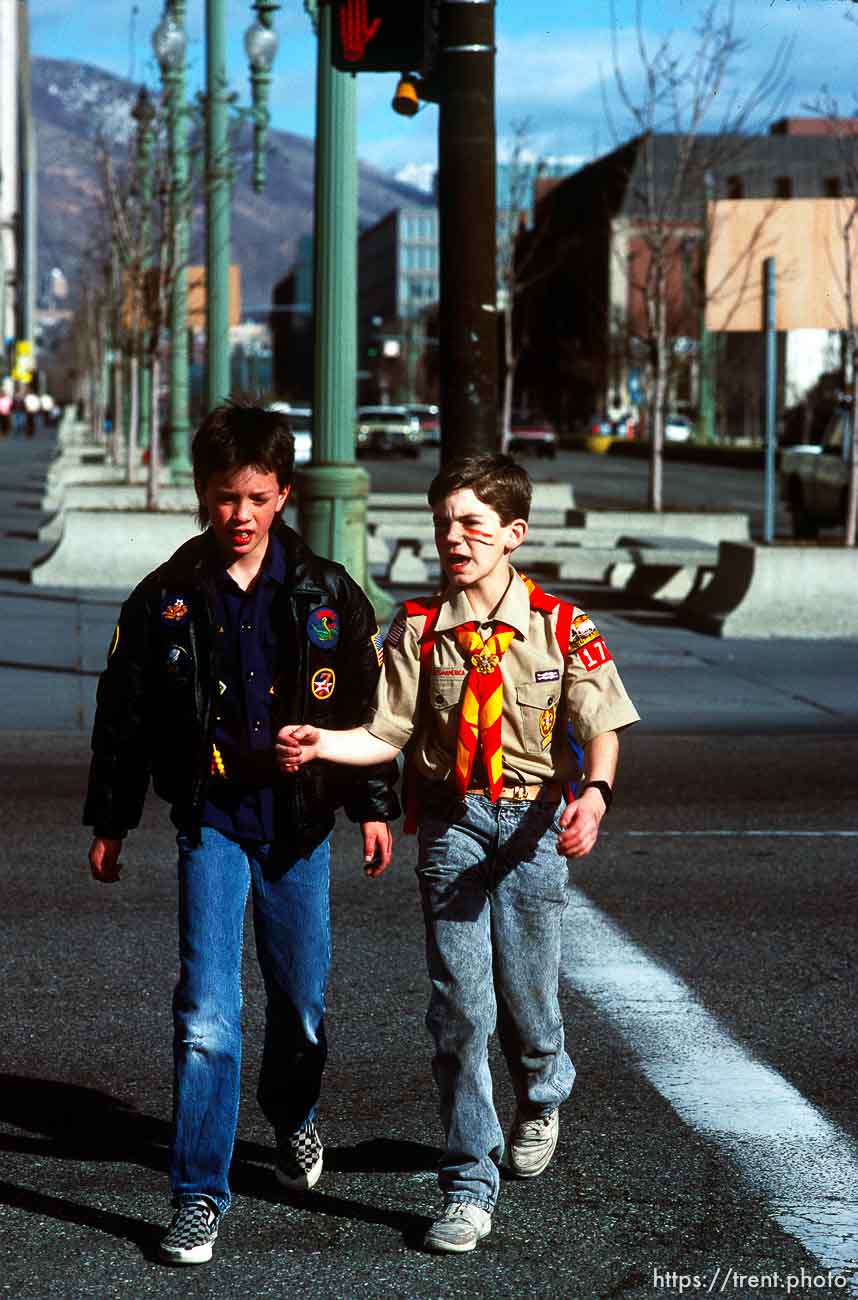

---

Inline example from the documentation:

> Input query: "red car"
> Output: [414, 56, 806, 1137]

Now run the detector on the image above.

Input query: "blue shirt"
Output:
[202, 531, 288, 842]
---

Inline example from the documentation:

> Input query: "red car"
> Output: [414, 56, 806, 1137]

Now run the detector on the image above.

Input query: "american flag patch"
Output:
[385, 611, 406, 649]
[371, 626, 384, 666]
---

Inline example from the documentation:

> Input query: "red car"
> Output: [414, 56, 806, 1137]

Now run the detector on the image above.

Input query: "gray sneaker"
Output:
[424, 1201, 492, 1254]
[158, 1198, 219, 1265]
[507, 1108, 559, 1178]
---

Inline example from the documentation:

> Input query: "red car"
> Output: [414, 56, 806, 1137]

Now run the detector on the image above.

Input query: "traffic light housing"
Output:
[330, 0, 431, 74]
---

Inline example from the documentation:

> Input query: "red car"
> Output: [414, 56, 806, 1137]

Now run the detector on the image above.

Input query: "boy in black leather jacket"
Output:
[84, 400, 398, 1265]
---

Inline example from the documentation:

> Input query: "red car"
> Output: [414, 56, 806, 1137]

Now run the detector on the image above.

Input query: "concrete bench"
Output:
[608, 536, 719, 602]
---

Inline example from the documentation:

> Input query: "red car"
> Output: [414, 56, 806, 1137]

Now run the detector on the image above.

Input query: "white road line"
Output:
[562, 890, 858, 1288]
[610, 831, 858, 839]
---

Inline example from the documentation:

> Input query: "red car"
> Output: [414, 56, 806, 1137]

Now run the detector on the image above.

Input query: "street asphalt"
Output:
[0, 429, 856, 1299]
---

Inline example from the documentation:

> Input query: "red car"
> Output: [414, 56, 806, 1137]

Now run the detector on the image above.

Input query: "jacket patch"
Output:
[535, 668, 560, 682]
[307, 606, 339, 648]
[165, 644, 192, 685]
[311, 667, 336, 700]
[371, 626, 385, 666]
[161, 596, 189, 623]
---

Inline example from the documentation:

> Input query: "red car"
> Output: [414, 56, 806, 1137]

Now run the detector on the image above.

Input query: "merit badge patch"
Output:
[311, 667, 336, 700]
[371, 626, 384, 666]
[307, 606, 340, 649]
[576, 636, 613, 672]
[539, 705, 557, 749]
[107, 623, 120, 661]
[535, 668, 560, 683]
[161, 596, 189, 623]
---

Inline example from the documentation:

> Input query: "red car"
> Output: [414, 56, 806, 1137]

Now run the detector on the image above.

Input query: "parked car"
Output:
[780, 409, 852, 537]
[356, 405, 422, 457]
[406, 402, 440, 447]
[504, 414, 557, 458]
[268, 402, 312, 465]
[664, 412, 693, 443]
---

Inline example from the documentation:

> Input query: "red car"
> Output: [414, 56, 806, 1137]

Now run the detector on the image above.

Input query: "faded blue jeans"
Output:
[416, 783, 576, 1212]
[170, 826, 331, 1213]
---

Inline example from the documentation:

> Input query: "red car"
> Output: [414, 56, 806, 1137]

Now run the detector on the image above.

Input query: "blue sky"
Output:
[32, 0, 858, 188]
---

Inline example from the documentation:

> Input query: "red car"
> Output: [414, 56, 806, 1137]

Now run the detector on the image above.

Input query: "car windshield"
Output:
[359, 410, 409, 424]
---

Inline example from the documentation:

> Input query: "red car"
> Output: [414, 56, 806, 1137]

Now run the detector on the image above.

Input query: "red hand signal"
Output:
[340, 0, 381, 63]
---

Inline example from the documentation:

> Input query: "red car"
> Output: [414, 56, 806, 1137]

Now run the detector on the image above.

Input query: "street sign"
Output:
[330, 0, 428, 73]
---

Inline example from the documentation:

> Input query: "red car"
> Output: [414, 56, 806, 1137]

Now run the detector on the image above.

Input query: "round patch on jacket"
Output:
[307, 606, 339, 648]
[310, 667, 336, 700]
[165, 644, 192, 686]
[161, 596, 189, 623]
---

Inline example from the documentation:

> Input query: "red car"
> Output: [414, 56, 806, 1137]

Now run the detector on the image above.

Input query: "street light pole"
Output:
[205, 0, 232, 410]
[698, 171, 716, 444]
[132, 86, 156, 453]
[154, 0, 192, 477]
[437, 0, 498, 462]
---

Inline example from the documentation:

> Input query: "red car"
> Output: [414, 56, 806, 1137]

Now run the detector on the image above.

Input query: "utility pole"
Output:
[16, 0, 35, 371]
[437, 0, 497, 463]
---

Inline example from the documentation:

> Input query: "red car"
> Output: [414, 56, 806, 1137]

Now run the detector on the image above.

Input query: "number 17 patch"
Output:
[576, 636, 613, 672]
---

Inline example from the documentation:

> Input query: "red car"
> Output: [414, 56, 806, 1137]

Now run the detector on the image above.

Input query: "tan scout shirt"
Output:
[366, 568, 640, 786]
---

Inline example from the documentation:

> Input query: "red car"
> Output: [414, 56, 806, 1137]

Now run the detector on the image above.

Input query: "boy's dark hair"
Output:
[192, 398, 295, 525]
[428, 453, 532, 524]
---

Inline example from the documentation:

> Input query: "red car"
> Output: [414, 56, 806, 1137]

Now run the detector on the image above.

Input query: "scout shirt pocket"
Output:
[515, 680, 561, 755]
[428, 672, 465, 749]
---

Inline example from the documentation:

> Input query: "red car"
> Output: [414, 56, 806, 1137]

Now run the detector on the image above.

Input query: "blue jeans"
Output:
[171, 826, 332, 1213]
[416, 785, 576, 1211]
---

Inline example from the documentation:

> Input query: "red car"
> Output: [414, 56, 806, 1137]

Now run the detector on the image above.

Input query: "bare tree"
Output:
[608, 0, 791, 511]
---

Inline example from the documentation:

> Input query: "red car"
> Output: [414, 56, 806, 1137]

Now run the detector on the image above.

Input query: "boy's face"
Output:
[200, 465, 290, 566]
[432, 487, 527, 591]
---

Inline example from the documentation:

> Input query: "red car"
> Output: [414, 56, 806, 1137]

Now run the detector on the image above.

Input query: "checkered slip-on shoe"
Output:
[275, 1120, 324, 1192]
[158, 1199, 219, 1265]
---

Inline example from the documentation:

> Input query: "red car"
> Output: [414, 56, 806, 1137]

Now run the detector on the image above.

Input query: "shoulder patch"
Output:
[385, 610, 407, 650]
[370, 625, 385, 666]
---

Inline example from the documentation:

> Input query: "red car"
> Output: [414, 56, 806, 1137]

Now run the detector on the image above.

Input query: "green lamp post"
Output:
[245, 0, 280, 195]
[131, 86, 156, 454]
[153, 1, 193, 478]
[204, 0, 280, 411]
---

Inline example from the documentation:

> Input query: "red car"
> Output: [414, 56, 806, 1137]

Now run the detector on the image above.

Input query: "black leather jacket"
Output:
[83, 521, 400, 852]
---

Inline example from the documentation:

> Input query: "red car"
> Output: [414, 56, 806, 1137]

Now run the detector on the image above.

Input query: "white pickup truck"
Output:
[780, 411, 852, 537]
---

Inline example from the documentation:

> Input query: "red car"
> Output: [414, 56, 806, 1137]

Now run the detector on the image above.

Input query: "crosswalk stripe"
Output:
[561, 889, 858, 1288]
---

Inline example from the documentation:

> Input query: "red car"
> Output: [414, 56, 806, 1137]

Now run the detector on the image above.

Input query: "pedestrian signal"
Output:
[330, 0, 428, 74]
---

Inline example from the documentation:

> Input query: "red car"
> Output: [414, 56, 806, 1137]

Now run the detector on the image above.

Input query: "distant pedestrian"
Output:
[83, 398, 398, 1266]
[0, 389, 11, 437]
[277, 453, 640, 1254]
[24, 388, 40, 437]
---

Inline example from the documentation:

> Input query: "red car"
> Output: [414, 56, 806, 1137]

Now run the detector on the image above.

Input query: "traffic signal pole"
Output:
[297, 1, 391, 613]
[437, 0, 498, 462]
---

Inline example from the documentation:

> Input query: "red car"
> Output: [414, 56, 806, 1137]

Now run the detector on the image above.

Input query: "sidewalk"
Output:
[1, 424, 856, 737]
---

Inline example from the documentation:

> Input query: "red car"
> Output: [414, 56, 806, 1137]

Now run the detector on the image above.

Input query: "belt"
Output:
[463, 781, 563, 802]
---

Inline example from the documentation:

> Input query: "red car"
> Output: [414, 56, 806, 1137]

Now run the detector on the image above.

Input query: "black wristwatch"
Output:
[581, 780, 613, 814]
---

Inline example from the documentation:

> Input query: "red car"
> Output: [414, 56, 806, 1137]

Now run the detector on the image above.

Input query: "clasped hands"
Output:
[275, 724, 321, 774]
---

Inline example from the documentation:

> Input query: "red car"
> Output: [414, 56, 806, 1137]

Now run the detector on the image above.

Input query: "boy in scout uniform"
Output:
[84, 400, 398, 1265]
[276, 453, 639, 1254]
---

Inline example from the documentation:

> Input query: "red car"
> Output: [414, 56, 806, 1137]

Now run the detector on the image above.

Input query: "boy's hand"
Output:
[361, 821, 393, 877]
[275, 724, 321, 773]
[89, 836, 123, 883]
[555, 790, 606, 859]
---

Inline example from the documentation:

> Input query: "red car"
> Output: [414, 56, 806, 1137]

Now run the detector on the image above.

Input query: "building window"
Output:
[726, 175, 743, 199]
[825, 176, 843, 198]
[774, 176, 792, 199]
